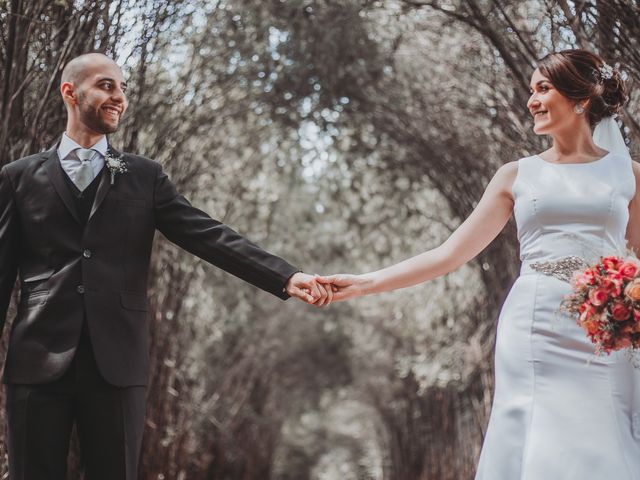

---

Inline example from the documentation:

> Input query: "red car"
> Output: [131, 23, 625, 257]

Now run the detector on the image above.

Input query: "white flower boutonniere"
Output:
[105, 149, 128, 185]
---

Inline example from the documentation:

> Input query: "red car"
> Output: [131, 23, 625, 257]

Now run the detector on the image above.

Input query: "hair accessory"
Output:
[599, 62, 614, 80]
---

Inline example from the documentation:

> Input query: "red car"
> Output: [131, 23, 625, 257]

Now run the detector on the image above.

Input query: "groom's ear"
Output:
[60, 82, 77, 106]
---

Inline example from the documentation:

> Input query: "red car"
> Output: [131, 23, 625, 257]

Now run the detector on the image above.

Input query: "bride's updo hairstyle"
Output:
[537, 49, 627, 127]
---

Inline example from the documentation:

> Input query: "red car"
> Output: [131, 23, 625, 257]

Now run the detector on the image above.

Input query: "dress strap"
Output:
[511, 156, 537, 200]
[610, 152, 636, 200]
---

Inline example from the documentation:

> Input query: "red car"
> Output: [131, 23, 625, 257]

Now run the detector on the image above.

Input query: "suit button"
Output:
[76, 285, 85, 294]
[83, 249, 92, 259]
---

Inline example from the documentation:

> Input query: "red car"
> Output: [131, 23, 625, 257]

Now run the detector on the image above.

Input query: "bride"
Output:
[318, 49, 640, 479]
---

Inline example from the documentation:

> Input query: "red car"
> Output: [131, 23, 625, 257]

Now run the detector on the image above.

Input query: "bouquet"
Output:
[561, 255, 640, 355]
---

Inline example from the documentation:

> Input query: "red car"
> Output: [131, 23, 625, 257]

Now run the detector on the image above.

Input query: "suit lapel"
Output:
[44, 147, 81, 224]
[88, 168, 112, 221]
[88, 144, 120, 221]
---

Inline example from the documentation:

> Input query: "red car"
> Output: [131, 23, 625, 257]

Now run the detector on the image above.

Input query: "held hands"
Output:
[285, 272, 335, 307]
[285, 272, 371, 307]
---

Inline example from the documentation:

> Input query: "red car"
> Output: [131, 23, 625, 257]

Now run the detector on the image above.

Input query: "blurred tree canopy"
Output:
[1, 1, 639, 479]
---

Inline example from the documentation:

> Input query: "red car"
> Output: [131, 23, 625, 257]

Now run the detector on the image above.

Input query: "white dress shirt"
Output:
[57, 133, 108, 184]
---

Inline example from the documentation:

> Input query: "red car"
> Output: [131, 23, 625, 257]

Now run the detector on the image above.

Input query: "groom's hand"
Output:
[285, 272, 333, 306]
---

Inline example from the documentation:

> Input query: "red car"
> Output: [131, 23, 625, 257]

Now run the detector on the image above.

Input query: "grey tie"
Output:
[74, 148, 95, 191]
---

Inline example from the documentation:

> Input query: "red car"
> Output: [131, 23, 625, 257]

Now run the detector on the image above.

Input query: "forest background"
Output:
[1, 1, 640, 479]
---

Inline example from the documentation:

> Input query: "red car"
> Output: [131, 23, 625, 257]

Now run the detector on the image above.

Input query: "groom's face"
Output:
[72, 58, 128, 134]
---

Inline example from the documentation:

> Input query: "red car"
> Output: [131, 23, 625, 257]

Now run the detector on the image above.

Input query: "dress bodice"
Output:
[513, 153, 636, 266]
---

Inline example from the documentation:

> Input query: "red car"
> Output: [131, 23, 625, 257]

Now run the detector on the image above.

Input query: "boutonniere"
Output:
[105, 149, 128, 185]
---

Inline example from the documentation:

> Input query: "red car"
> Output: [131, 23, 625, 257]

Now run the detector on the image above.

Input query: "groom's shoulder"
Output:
[2, 150, 50, 176]
[119, 151, 162, 173]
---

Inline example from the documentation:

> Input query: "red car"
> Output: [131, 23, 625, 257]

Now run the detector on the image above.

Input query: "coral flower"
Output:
[583, 268, 599, 285]
[603, 256, 623, 273]
[611, 301, 631, 321]
[615, 338, 633, 349]
[578, 302, 595, 322]
[625, 279, 640, 302]
[581, 319, 600, 336]
[588, 288, 609, 306]
[619, 261, 639, 280]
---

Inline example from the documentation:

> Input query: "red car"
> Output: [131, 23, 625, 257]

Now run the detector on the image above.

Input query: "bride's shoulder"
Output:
[494, 160, 519, 180]
[498, 160, 520, 170]
[489, 161, 519, 197]
[497, 155, 541, 179]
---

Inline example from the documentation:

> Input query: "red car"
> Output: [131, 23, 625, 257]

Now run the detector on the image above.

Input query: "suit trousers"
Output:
[5, 319, 147, 480]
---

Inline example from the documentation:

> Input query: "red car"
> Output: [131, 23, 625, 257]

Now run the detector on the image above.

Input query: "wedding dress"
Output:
[474, 149, 640, 479]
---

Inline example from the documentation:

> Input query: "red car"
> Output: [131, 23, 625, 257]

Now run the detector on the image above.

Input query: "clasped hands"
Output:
[285, 272, 368, 306]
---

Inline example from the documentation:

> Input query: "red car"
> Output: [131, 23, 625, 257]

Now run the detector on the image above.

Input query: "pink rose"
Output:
[603, 256, 623, 273]
[588, 288, 609, 306]
[611, 301, 631, 321]
[619, 262, 638, 280]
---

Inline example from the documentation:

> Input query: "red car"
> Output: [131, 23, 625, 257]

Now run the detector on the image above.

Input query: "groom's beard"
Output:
[77, 92, 120, 134]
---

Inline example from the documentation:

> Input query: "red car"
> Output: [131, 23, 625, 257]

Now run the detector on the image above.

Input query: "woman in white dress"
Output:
[318, 49, 640, 479]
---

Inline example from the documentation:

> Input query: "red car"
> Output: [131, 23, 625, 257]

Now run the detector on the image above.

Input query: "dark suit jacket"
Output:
[0, 145, 299, 386]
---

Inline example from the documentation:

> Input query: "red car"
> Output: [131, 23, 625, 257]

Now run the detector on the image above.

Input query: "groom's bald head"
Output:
[60, 52, 120, 87]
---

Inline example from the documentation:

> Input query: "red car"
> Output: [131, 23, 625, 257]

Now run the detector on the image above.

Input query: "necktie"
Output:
[74, 148, 95, 191]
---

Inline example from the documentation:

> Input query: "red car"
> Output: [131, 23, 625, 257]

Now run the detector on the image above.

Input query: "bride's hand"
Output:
[315, 274, 371, 302]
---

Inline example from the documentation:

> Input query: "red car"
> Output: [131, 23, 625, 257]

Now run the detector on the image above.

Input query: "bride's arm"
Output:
[625, 161, 640, 255]
[319, 161, 518, 300]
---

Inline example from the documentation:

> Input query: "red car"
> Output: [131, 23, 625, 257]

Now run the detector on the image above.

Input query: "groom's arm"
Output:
[0, 167, 18, 329]
[152, 162, 315, 301]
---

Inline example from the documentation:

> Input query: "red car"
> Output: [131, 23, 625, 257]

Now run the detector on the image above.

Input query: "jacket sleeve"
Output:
[0, 167, 18, 330]
[152, 162, 299, 299]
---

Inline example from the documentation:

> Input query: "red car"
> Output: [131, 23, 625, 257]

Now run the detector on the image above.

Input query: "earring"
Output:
[574, 104, 585, 114]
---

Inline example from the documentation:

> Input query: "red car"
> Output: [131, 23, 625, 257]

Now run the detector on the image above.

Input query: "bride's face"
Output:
[527, 68, 584, 135]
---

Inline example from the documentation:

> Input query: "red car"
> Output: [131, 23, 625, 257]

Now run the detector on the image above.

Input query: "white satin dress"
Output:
[475, 152, 640, 480]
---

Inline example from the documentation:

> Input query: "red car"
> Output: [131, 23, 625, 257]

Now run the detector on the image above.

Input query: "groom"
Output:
[0, 52, 330, 479]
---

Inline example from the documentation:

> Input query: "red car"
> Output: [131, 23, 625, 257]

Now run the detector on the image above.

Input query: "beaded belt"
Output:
[521, 256, 591, 283]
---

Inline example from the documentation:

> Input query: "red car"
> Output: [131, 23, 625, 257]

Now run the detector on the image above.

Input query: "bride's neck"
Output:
[550, 122, 601, 158]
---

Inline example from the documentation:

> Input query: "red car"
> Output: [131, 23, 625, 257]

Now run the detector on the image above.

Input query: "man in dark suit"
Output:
[0, 52, 331, 480]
